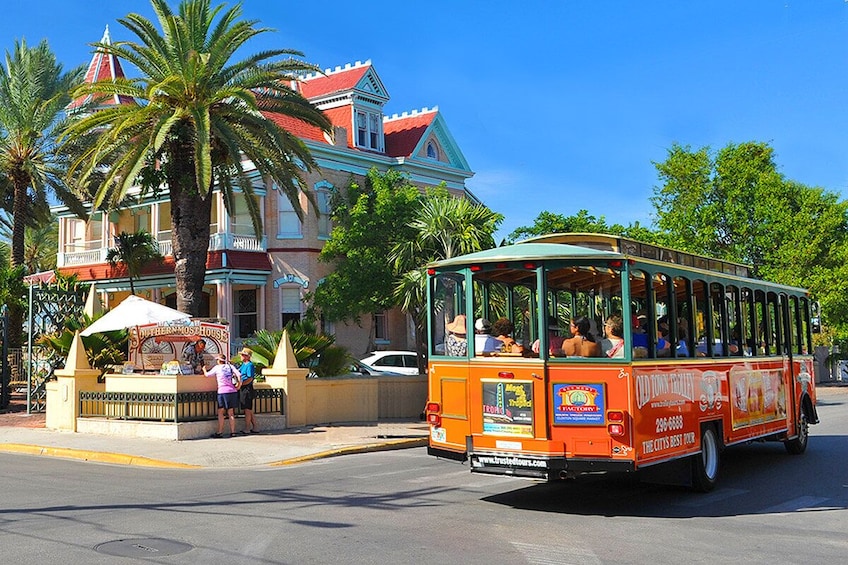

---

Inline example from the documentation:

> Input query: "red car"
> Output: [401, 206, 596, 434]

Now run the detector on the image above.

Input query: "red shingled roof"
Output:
[67, 27, 134, 111]
[263, 112, 327, 143]
[299, 64, 371, 99]
[384, 112, 436, 158]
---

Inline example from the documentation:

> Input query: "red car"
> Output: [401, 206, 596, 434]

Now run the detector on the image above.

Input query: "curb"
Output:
[0, 437, 428, 469]
[270, 437, 429, 466]
[0, 443, 201, 469]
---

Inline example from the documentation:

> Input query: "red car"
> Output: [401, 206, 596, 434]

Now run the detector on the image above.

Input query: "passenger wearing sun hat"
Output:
[445, 314, 468, 357]
[238, 347, 259, 434]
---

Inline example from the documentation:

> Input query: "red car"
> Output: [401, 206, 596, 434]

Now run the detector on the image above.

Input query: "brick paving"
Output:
[0, 398, 46, 428]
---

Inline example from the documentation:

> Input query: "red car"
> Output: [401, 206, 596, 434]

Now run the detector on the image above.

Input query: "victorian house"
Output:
[52, 29, 475, 355]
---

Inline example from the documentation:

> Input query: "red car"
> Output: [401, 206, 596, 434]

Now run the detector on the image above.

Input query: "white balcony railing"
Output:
[58, 248, 109, 267]
[208, 233, 267, 252]
[57, 233, 266, 267]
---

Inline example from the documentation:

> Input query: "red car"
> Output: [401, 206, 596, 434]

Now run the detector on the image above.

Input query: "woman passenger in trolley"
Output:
[562, 315, 602, 357]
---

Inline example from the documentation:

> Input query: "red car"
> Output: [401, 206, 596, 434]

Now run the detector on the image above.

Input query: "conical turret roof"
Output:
[67, 26, 134, 112]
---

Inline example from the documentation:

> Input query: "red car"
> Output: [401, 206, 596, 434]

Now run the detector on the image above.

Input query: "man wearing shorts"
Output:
[238, 347, 259, 434]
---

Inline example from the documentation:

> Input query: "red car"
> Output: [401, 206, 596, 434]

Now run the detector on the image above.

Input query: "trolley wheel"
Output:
[692, 425, 720, 492]
[784, 411, 809, 455]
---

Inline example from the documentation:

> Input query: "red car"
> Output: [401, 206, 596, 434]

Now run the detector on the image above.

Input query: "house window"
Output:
[426, 141, 439, 160]
[356, 111, 367, 147]
[133, 209, 150, 233]
[234, 289, 257, 339]
[277, 190, 302, 238]
[88, 213, 103, 251]
[374, 311, 388, 341]
[315, 182, 333, 239]
[355, 110, 382, 151]
[369, 113, 380, 149]
[281, 287, 302, 327]
[231, 196, 258, 236]
[67, 219, 85, 252]
[208, 197, 218, 234]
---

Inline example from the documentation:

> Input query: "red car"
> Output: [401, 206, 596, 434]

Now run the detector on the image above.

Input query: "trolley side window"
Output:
[430, 272, 467, 358]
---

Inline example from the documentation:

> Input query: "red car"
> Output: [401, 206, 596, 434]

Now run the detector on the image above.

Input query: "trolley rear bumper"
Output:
[469, 451, 635, 481]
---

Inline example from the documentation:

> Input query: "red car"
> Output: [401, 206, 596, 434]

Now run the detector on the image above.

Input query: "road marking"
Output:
[761, 496, 831, 513]
[406, 470, 471, 483]
[350, 468, 414, 479]
[512, 541, 601, 565]
[458, 476, 524, 489]
[674, 488, 748, 507]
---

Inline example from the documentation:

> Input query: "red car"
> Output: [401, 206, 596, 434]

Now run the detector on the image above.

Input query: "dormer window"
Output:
[355, 110, 383, 151]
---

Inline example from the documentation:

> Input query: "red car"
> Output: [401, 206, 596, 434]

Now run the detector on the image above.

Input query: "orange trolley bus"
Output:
[424, 233, 818, 491]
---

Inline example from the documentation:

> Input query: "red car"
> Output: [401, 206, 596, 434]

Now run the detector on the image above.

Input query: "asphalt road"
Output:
[2, 388, 846, 564]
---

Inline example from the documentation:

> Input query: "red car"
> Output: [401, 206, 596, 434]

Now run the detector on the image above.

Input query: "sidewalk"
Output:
[0, 399, 429, 469]
[5, 385, 843, 469]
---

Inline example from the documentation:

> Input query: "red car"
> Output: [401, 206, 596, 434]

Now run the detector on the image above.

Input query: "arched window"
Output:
[426, 141, 439, 160]
[280, 286, 303, 327]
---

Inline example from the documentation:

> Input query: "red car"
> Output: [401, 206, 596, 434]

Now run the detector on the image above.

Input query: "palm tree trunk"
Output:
[7, 178, 28, 348]
[10, 178, 27, 269]
[170, 185, 213, 316]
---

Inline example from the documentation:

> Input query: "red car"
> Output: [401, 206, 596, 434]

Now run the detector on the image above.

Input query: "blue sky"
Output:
[2, 1, 847, 240]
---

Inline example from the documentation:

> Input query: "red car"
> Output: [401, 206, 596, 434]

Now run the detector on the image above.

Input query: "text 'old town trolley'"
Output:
[424, 233, 818, 491]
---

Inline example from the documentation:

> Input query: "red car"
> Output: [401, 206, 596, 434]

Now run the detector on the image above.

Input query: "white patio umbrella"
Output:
[80, 295, 190, 336]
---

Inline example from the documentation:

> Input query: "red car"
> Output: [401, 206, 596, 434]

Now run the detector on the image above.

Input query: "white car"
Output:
[359, 351, 421, 375]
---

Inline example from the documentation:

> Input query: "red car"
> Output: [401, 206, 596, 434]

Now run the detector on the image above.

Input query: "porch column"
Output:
[150, 204, 160, 242]
[216, 281, 231, 322]
[257, 285, 266, 335]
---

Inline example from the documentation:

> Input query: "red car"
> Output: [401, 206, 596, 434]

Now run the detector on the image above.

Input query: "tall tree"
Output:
[652, 141, 848, 339]
[106, 230, 163, 295]
[652, 142, 793, 276]
[0, 39, 85, 270]
[508, 209, 659, 244]
[0, 40, 84, 348]
[62, 0, 331, 315]
[0, 211, 59, 273]
[311, 169, 421, 329]
[392, 191, 503, 358]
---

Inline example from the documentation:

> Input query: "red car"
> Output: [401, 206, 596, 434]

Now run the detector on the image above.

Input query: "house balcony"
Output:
[57, 233, 267, 268]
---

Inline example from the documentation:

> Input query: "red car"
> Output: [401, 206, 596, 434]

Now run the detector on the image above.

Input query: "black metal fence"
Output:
[79, 388, 284, 422]
[26, 285, 87, 412]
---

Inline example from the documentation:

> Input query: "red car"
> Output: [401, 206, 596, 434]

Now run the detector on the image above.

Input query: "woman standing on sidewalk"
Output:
[238, 348, 259, 434]
[204, 354, 241, 438]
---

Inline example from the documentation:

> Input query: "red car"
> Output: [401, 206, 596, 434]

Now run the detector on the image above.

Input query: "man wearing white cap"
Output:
[474, 318, 501, 355]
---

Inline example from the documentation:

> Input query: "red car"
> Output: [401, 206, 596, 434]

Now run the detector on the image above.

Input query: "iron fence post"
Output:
[1, 304, 8, 409]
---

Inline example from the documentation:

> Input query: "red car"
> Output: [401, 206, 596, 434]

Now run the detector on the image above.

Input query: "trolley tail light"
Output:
[607, 410, 626, 437]
[426, 402, 441, 427]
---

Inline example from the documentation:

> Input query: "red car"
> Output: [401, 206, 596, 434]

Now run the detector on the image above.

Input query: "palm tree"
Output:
[0, 211, 59, 274]
[106, 230, 163, 295]
[0, 39, 85, 270]
[0, 40, 85, 349]
[391, 193, 503, 362]
[62, 0, 332, 315]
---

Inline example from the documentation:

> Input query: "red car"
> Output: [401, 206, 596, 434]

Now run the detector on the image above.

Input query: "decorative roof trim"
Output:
[384, 106, 439, 122]
[301, 59, 373, 81]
